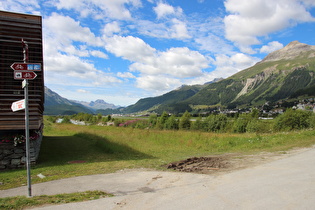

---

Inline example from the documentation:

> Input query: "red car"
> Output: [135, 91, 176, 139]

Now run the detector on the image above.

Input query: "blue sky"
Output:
[1, 0, 315, 106]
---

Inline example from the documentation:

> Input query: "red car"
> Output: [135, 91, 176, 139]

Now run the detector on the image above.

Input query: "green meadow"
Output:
[1, 119, 314, 190]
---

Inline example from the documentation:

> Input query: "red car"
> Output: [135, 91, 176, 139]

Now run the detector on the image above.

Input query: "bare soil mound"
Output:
[165, 149, 307, 175]
[166, 156, 230, 173]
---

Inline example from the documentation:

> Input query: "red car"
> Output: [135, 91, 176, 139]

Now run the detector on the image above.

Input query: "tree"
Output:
[156, 111, 169, 129]
[179, 111, 191, 130]
[191, 116, 203, 130]
[164, 115, 179, 130]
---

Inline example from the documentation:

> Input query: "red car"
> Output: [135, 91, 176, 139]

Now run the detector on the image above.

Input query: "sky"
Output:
[1, 0, 315, 106]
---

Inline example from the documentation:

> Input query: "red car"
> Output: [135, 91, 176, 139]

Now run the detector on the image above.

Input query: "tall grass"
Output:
[0, 121, 314, 190]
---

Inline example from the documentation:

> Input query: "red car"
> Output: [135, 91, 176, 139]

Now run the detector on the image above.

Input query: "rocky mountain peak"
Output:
[261, 41, 315, 63]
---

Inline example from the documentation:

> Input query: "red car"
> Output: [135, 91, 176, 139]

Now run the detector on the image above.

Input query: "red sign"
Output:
[11, 63, 41, 71]
[11, 99, 25, 112]
[14, 71, 37, 80]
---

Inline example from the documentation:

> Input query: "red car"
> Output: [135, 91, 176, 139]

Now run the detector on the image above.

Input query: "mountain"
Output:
[123, 83, 207, 114]
[186, 41, 315, 109]
[124, 41, 315, 113]
[73, 99, 120, 110]
[44, 87, 94, 115]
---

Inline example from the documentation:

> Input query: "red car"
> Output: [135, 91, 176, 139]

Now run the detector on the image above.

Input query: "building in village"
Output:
[0, 11, 44, 169]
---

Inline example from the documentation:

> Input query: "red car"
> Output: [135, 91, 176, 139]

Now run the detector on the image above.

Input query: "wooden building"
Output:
[0, 11, 44, 132]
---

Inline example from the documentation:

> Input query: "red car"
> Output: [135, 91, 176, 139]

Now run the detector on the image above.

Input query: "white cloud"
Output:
[212, 53, 261, 78]
[260, 41, 284, 54]
[90, 50, 108, 59]
[77, 89, 90, 93]
[153, 2, 182, 19]
[0, 0, 40, 15]
[224, 0, 315, 50]
[184, 53, 260, 86]
[103, 21, 121, 36]
[136, 75, 182, 92]
[170, 18, 190, 39]
[136, 19, 190, 40]
[104, 35, 156, 63]
[54, 0, 142, 20]
[44, 13, 101, 47]
[195, 34, 234, 54]
[105, 35, 209, 90]
[117, 72, 136, 78]
[129, 47, 209, 78]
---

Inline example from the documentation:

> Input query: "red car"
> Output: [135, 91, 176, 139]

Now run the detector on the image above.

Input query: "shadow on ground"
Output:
[37, 132, 154, 166]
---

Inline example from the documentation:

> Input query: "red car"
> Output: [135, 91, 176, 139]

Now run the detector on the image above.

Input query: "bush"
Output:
[203, 114, 228, 132]
[246, 119, 272, 133]
[274, 109, 313, 131]
[179, 111, 191, 130]
[164, 115, 179, 130]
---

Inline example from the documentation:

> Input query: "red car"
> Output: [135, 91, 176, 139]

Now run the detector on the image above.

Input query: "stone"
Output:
[0, 160, 10, 165]
[3, 149, 13, 155]
[11, 159, 21, 165]
[9, 154, 22, 159]
[14, 148, 25, 154]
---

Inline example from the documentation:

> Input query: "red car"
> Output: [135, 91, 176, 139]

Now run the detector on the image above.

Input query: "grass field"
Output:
[1, 121, 315, 191]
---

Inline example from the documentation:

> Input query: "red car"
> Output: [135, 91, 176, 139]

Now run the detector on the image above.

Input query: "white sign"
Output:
[11, 99, 25, 112]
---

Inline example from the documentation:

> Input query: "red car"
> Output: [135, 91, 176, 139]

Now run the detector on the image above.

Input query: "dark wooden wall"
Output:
[0, 11, 44, 131]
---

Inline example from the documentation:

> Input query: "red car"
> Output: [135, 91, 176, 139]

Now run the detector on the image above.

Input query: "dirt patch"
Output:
[165, 149, 309, 175]
[166, 156, 230, 173]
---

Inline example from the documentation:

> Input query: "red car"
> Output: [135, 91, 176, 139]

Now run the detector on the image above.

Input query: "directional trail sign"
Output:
[14, 71, 37, 80]
[11, 99, 25, 112]
[11, 63, 41, 71]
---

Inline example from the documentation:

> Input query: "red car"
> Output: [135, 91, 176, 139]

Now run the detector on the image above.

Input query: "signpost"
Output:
[14, 71, 37, 80]
[10, 39, 41, 197]
[11, 63, 41, 71]
[11, 99, 25, 112]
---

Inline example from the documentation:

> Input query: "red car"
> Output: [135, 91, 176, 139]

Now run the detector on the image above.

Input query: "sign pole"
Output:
[22, 39, 32, 197]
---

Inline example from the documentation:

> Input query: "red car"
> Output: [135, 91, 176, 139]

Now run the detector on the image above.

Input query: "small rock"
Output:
[37, 173, 46, 179]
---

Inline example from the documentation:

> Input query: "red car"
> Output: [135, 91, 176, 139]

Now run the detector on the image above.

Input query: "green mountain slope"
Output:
[185, 41, 315, 108]
[124, 84, 205, 113]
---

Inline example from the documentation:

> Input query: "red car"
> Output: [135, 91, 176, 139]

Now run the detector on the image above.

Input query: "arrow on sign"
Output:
[14, 71, 37, 80]
[11, 99, 25, 112]
[11, 63, 41, 71]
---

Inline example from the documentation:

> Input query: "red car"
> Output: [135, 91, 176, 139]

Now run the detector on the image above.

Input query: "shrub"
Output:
[164, 115, 179, 130]
[203, 114, 228, 132]
[179, 111, 191, 130]
[274, 109, 313, 131]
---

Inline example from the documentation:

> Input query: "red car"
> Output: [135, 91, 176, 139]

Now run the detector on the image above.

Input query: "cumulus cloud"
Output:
[132, 47, 208, 78]
[170, 18, 191, 39]
[103, 21, 121, 36]
[260, 41, 284, 54]
[44, 13, 101, 47]
[213, 53, 260, 77]
[153, 2, 183, 19]
[136, 75, 182, 92]
[224, 0, 315, 51]
[104, 35, 156, 63]
[104, 35, 209, 90]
